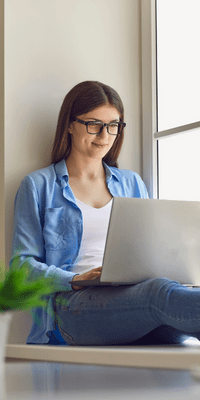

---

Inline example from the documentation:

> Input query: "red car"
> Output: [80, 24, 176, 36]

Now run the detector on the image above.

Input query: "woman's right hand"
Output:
[71, 267, 102, 290]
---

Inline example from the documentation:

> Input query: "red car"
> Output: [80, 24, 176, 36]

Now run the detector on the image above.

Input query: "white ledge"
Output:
[5, 343, 200, 370]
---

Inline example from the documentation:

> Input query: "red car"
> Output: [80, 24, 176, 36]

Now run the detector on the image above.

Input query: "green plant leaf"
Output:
[0, 258, 57, 312]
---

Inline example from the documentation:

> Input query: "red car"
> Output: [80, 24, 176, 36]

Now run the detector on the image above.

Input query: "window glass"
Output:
[158, 127, 200, 200]
[157, 0, 200, 131]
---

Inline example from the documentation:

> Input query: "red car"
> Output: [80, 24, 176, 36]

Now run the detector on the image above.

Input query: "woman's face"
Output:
[68, 104, 120, 161]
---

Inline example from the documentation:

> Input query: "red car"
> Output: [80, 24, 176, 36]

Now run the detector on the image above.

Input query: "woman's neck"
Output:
[66, 154, 105, 181]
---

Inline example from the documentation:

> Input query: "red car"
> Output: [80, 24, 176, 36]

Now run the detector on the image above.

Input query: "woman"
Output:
[11, 81, 200, 345]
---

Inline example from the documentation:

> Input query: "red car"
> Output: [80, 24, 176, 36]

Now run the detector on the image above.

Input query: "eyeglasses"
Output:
[74, 118, 126, 135]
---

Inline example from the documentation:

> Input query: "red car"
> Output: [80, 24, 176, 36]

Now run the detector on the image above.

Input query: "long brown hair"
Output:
[51, 81, 125, 168]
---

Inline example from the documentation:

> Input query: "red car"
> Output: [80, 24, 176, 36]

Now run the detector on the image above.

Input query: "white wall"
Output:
[0, 0, 4, 276]
[5, 0, 142, 266]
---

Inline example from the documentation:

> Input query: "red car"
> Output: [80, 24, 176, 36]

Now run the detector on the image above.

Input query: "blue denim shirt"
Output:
[10, 159, 148, 344]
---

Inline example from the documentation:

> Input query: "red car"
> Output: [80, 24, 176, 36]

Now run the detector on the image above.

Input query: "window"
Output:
[141, 0, 200, 200]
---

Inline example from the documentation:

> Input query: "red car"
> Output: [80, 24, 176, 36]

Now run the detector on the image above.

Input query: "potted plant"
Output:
[0, 257, 57, 365]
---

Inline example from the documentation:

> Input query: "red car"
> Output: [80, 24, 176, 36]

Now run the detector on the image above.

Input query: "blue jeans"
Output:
[53, 278, 200, 346]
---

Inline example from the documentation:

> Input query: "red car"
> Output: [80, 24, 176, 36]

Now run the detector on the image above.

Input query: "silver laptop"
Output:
[70, 197, 200, 287]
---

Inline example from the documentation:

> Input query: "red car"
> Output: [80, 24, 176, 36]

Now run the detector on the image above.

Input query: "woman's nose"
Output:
[98, 126, 109, 138]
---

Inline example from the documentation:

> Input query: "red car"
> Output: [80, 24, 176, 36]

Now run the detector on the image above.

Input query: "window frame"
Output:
[141, 0, 200, 199]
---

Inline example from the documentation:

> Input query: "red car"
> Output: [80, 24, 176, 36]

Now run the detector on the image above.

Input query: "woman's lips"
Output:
[92, 143, 108, 148]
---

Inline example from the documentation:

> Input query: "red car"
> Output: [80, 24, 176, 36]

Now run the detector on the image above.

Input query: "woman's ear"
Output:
[68, 123, 73, 134]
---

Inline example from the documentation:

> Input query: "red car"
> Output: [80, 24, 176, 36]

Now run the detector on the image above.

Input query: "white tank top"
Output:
[73, 198, 113, 274]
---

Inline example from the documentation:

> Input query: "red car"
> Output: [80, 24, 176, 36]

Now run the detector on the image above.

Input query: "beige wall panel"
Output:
[5, 0, 142, 266]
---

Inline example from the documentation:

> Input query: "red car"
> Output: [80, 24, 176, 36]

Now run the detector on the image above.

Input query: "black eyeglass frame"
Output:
[74, 118, 126, 135]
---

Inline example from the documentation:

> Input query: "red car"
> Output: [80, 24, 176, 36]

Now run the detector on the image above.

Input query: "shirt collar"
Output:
[54, 159, 120, 183]
[103, 162, 120, 182]
[54, 159, 69, 183]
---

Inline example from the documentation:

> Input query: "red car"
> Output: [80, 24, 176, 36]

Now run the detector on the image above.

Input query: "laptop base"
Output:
[69, 279, 137, 287]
